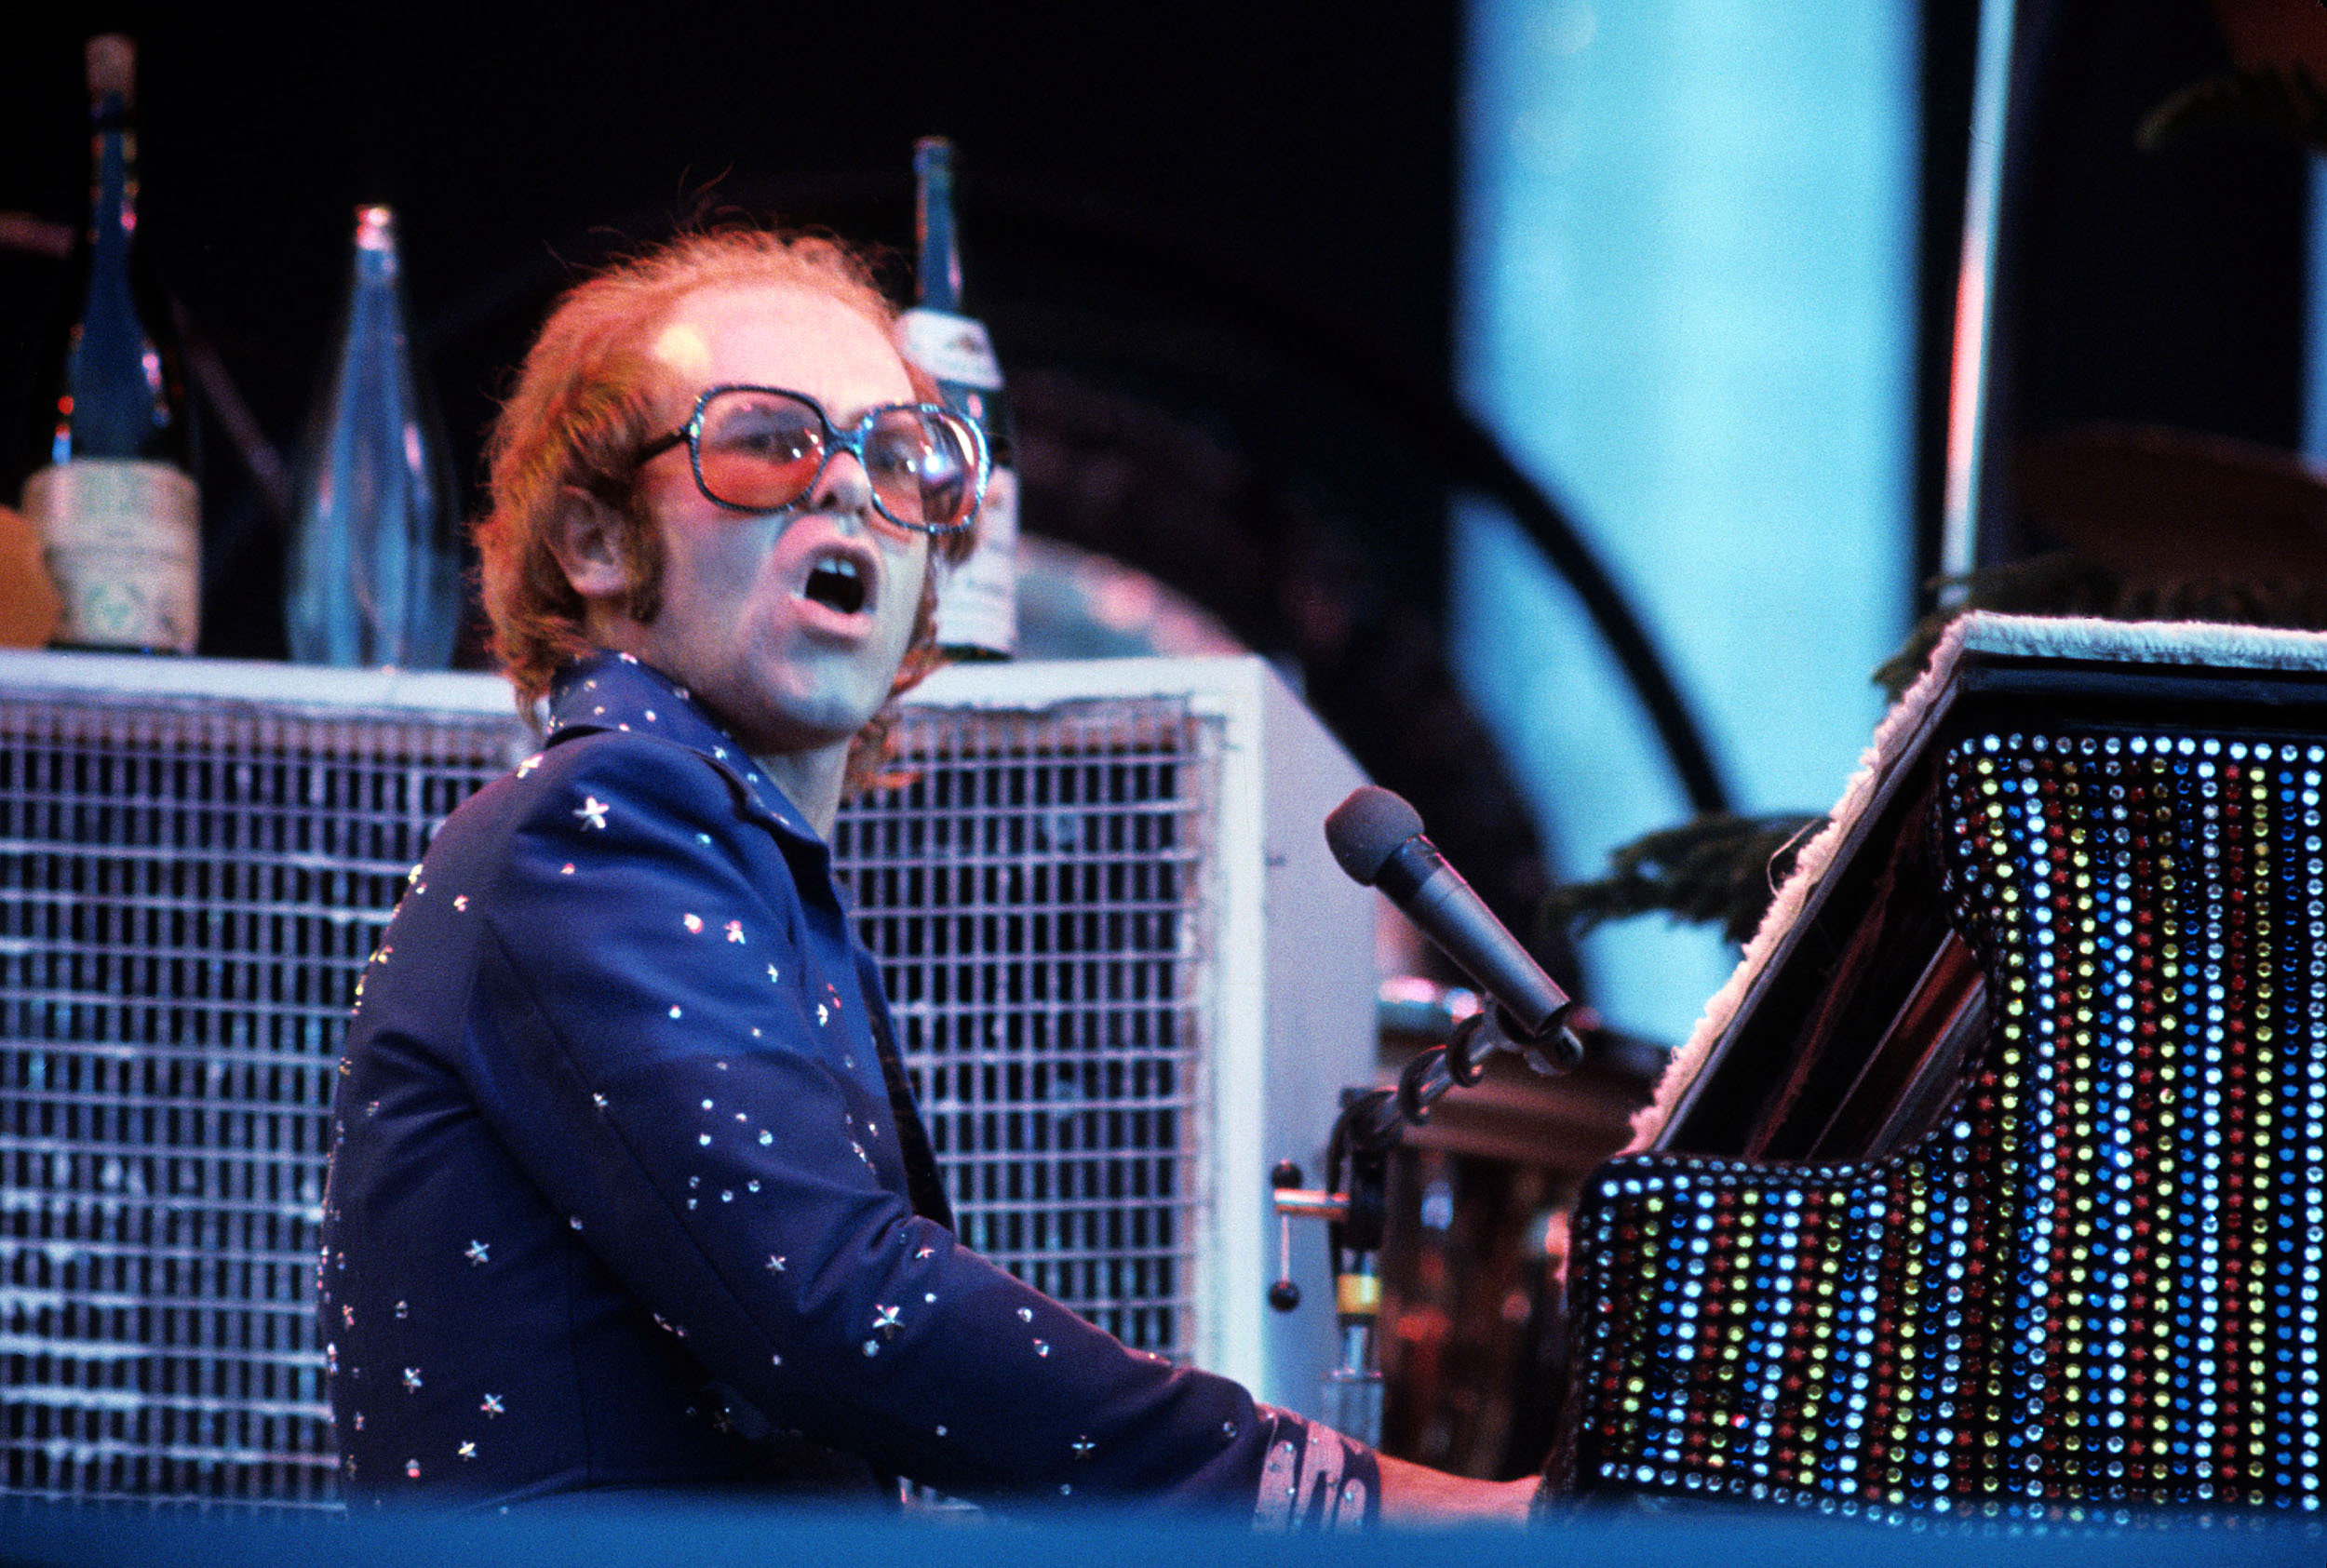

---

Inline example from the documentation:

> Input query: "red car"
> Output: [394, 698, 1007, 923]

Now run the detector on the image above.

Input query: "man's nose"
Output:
[807, 449, 874, 516]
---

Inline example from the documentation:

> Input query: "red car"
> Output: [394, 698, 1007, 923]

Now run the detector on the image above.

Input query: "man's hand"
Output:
[1375, 1453, 1540, 1526]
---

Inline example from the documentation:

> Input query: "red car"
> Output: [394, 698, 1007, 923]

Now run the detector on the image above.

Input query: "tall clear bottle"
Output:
[21, 34, 201, 654]
[285, 205, 462, 669]
[897, 137, 1016, 659]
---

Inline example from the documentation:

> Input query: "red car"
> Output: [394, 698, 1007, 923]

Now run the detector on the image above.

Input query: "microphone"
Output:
[1325, 786, 1578, 1050]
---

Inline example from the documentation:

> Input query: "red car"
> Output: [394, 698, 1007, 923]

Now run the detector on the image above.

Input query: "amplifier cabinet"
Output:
[0, 651, 1375, 1504]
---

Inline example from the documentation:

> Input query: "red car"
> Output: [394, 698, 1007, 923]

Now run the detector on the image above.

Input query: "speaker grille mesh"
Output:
[835, 699, 1214, 1360]
[0, 693, 518, 1505]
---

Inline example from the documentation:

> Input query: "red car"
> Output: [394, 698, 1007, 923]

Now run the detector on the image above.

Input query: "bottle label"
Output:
[935, 464, 1018, 657]
[897, 309, 1003, 391]
[23, 460, 200, 652]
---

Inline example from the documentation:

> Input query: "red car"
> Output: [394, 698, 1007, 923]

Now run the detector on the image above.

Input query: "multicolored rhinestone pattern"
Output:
[1564, 729, 2327, 1516]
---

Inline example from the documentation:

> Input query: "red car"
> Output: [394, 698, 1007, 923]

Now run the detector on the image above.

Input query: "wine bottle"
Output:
[896, 137, 1016, 659]
[20, 34, 200, 654]
[285, 205, 462, 669]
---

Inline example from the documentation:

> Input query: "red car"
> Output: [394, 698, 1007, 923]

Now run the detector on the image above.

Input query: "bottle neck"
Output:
[49, 86, 178, 471]
[87, 94, 135, 269]
[326, 212, 423, 425]
[345, 215, 408, 336]
[352, 205, 401, 286]
[913, 142, 964, 314]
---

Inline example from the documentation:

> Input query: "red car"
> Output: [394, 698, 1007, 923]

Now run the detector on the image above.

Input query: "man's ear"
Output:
[547, 487, 631, 600]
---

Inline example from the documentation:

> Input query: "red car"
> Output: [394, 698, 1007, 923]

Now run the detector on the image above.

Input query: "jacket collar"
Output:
[543, 650, 823, 845]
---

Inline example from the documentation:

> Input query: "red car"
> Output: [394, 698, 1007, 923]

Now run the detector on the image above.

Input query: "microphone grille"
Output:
[1324, 786, 1425, 886]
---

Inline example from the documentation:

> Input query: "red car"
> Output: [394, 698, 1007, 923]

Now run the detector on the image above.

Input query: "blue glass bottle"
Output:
[285, 205, 460, 668]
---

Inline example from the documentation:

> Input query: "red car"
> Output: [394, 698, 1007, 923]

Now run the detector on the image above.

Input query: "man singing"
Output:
[318, 227, 1532, 1525]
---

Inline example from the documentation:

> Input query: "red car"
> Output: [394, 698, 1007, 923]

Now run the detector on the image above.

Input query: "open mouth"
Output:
[802, 555, 868, 616]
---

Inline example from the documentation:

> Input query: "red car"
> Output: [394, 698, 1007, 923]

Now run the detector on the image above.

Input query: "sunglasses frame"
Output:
[634, 383, 989, 535]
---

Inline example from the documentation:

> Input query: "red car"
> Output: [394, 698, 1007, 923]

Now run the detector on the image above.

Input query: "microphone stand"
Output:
[1269, 1005, 1582, 1447]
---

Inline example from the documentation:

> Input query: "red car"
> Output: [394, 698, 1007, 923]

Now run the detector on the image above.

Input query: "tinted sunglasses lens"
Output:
[865, 409, 979, 529]
[694, 391, 826, 510]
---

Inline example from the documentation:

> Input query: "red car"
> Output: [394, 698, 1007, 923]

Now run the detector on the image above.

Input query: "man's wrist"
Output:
[1248, 1407, 1379, 1531]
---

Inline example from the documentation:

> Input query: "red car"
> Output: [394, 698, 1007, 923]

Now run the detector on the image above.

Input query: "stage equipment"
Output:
[0, 650, 1374, 1505]
[1325, 785, 1582, 1076]
[1554, 613, 2327, 1519]
[1274, 784, 1588, 1447]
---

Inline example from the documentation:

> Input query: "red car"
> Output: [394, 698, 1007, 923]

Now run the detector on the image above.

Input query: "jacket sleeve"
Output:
[456, 732, 1368, 1517]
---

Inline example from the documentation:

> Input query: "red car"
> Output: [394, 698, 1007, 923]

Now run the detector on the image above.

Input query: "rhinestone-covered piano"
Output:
[1553, 613, 2327, 1521]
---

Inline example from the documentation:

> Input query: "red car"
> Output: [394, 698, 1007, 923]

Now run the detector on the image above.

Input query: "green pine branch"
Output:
[1540, 811, 1828, 947]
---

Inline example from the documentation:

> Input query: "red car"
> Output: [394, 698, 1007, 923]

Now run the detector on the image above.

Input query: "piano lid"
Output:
[1632, 610, 2327, 1161]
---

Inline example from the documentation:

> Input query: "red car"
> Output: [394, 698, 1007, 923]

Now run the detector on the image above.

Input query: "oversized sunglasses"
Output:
[633, 384, 989, 534]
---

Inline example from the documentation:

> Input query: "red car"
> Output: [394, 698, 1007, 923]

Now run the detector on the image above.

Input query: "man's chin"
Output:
[736, 690, 885, 759]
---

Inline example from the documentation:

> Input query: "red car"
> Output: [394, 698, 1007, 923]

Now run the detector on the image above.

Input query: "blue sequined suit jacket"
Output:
[319, 652, 1357, 1517]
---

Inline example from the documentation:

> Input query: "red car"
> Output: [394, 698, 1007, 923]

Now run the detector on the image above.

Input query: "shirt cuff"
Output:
[1248, 1406, 1381, 1530]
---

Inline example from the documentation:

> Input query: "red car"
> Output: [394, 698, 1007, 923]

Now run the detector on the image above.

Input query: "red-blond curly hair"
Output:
[474, 226, 975, 791]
